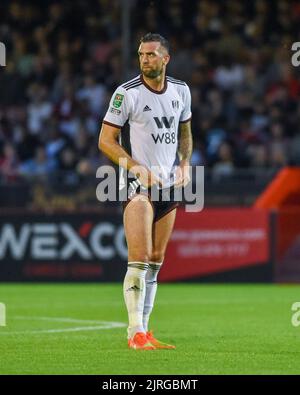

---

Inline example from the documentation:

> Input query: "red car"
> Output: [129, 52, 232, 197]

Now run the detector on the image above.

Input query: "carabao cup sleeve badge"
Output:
[113, 93, 124, 108]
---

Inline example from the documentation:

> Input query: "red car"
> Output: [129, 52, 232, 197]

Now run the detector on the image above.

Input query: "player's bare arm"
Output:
[99, 123, 162, 188]
[175, 120, 193, 187]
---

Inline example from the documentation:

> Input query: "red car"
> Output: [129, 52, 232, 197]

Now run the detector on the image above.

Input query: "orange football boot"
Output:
[128, 332, 156, 350]
[146, 330, 176, 349]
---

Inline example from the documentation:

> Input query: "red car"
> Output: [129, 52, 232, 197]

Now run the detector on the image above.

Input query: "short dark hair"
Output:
[140, 33, 170, 53]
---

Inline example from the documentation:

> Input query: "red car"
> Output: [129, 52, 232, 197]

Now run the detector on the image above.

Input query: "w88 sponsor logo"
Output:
[151, 132, 176, 144]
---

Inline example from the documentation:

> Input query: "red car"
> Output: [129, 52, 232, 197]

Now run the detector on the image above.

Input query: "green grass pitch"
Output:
[0, 283, 300, 374]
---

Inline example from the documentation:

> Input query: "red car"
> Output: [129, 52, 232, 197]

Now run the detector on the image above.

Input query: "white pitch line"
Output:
[14, 316, 123, 324]
[0, 316, 126, 335]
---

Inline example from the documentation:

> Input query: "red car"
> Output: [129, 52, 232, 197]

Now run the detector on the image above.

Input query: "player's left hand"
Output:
[174, 161, 191, 187]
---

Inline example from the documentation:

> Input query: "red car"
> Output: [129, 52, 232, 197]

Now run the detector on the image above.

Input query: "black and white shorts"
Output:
[121, 179, 179, 222]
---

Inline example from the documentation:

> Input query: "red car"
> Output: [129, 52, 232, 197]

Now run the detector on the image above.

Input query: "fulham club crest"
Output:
[172, 100, 179, 110]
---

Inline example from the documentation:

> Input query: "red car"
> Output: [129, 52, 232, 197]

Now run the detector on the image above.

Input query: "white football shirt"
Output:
[103, 74, 192, 188]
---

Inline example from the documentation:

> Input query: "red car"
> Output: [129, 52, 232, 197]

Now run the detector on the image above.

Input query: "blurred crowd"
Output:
[1, 0, 300, 184]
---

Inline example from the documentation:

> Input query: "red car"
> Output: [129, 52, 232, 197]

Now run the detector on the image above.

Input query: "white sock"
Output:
[123, 262, 149, 339]
[143, 261, 162, 332]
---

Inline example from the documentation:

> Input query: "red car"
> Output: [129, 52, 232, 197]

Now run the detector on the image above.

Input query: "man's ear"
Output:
[163, 54, 170, 65]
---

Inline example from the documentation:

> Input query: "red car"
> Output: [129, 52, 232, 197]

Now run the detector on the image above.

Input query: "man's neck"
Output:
[142, 72, 166, 92]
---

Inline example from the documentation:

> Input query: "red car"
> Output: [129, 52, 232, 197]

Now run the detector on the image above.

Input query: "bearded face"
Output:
[138, 42, 169, 79]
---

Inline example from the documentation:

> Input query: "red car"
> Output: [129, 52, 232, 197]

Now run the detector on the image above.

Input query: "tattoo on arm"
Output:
[178, 121, 193, 162]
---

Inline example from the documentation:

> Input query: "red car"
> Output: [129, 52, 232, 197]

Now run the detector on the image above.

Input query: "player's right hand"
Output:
[131, 165, 162, 188]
